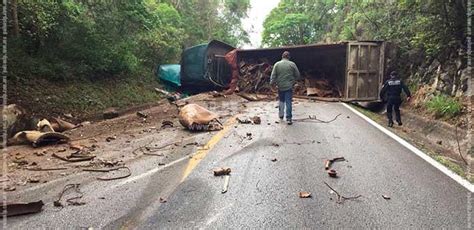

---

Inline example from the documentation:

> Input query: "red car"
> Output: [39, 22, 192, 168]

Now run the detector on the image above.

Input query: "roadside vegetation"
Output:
[425, 95, 463, 119]
[7, 0, 250, 115]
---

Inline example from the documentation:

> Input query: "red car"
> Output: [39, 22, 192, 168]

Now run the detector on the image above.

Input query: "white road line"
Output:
[341, 103, 473, 192]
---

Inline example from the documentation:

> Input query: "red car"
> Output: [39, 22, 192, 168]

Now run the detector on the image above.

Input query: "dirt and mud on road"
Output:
[1, 93, 244, 196]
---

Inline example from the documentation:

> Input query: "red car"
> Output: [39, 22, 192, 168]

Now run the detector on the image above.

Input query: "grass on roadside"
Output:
[425, 95, 462, 118]
[8, 74, 163, 120]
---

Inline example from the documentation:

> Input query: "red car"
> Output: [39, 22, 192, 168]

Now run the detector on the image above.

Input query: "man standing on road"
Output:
[270, 51, 301, 125]
[380, 71, 411, 127]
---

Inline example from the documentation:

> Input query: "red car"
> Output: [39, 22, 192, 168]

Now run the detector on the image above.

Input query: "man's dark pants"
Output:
[278, 89, 293, 121]
[386, 98, 402, 124]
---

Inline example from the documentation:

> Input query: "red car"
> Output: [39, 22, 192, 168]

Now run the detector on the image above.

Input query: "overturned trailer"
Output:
[236, 41, 386, 101]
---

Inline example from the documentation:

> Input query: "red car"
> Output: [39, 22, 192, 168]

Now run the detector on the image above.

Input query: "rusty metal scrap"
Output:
[237, 60, 342, 98]
[96, 166, 131, 181]
[324, 157, 345, 170]
[52, 151, 96, 162]
[54, 184, 85, 207]
[324, 181, 361, 204]
[0, 200, 44, 217]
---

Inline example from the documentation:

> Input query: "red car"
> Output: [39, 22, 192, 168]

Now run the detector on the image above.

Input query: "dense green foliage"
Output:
[262, 0, 467, 60]
[426, 94, 462, 118]
[8, 0, 250, 81]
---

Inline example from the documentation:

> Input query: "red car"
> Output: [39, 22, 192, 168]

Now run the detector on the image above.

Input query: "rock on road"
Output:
[3, 100, 472, 229]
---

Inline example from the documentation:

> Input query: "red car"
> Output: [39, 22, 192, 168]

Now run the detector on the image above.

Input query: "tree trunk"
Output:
[11, 0, 20, 37]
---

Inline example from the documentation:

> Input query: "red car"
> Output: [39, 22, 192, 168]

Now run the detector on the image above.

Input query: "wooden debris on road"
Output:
[382, 195, 391, 200]
[213, 167, 231, 176]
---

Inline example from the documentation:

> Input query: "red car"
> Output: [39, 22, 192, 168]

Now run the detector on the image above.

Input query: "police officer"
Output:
[380, 71, 411, 127]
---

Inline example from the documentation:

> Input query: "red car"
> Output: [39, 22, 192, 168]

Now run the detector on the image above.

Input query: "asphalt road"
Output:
[3, 100, 472, 229]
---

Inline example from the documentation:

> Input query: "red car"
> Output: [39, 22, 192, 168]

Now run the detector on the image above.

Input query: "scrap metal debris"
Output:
[246, 133, 252, 140]
[324, 181, 361, 204]
[179, 104, 223, 131]
[237, 61, 342, 98]
[327, 169, 338, 178]
[137, 111, 148, 118]
[236, 117, 252, 124]
[0, 200, 44, 217]
[324, 157, 345, 170]
[27, 177, 40, 183]
[294, 113, 341, 123]
[26, 167, 68, 171]
[251, 116, 261, 124]
[238, 62, 273, 94]
[299, 192, 312, 198]
[221, 175, 230, 194]
[53, 152, 96, 162]
[161, 120, 174, 129]
[213, 167, 231, 176]
[133, 140, 180, 156]
[106, 136, 117, 142]
[155, 88, 184, 102]
[54, 184, 85, 207]
[95, 166, 131, 181]
[304, 78, 341, 97]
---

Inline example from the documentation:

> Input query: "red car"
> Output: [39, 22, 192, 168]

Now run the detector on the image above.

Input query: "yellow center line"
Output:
[180, 116, 237, 182]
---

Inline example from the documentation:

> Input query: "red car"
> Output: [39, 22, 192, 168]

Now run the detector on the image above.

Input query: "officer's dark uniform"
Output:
[380, 72, 411, 127]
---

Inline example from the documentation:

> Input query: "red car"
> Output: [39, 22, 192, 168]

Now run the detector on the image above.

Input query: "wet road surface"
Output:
[4, 100, 472, 229]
